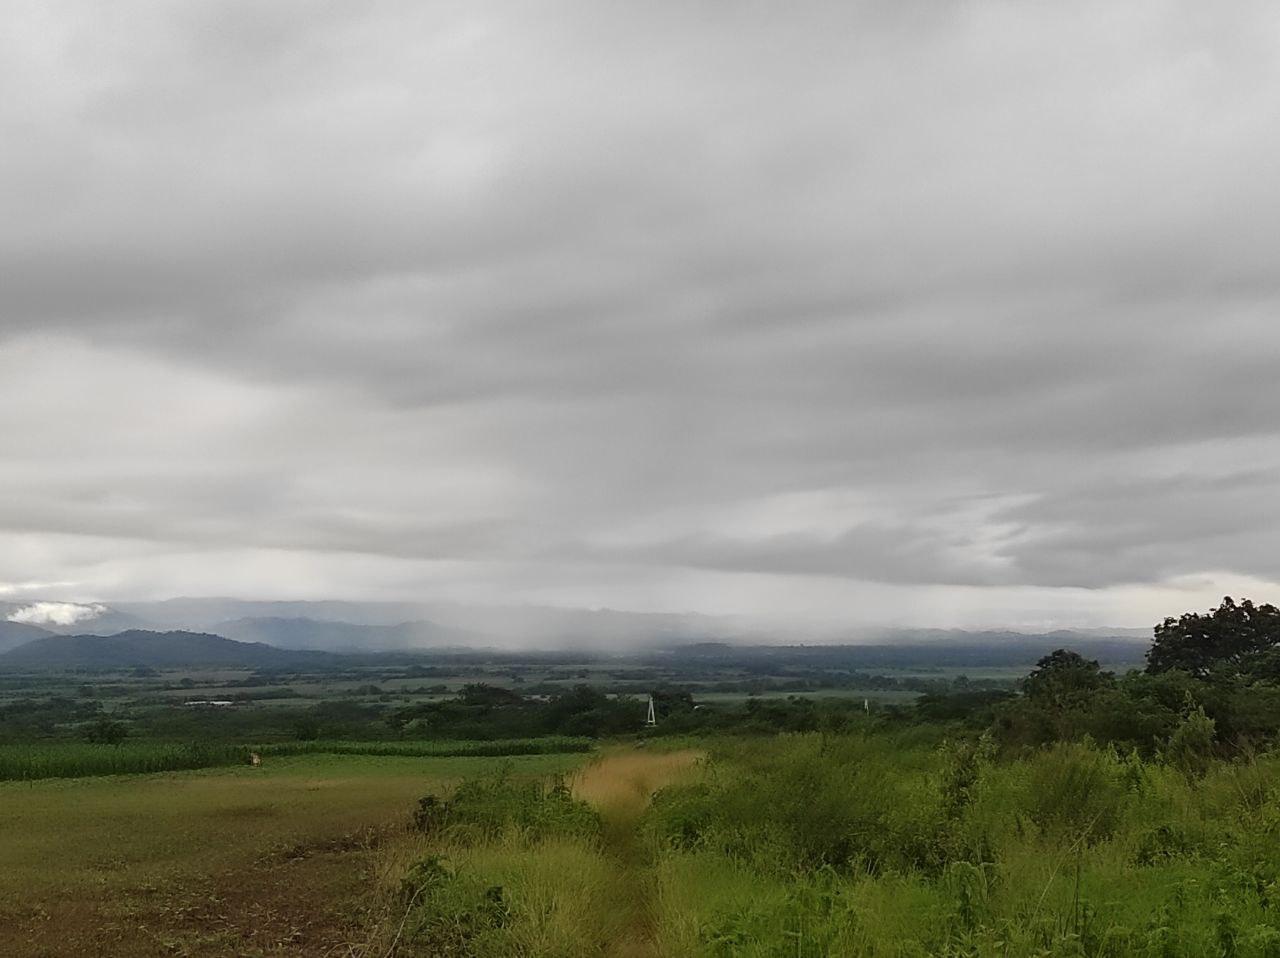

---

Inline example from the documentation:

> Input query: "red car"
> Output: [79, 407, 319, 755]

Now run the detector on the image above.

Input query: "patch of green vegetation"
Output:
[377, 733, 1280, 957]
[0, 741, 251, 780]
[367, 598, 1280, 956]
[0, 753, 576, 891]
[257, 737, 594, 759]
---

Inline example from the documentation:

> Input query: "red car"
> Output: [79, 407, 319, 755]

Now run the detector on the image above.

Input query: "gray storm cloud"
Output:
[2, 0, 1279, 628]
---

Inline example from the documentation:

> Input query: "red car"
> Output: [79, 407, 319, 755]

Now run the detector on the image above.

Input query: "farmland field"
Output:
[13, 725, 1280, 958]
[0, 752, 589, 957]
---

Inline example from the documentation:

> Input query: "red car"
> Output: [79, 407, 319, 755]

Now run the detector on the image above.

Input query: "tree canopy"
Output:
[1146, 596, 1280, 678]
[1023, 649, 1114, 708]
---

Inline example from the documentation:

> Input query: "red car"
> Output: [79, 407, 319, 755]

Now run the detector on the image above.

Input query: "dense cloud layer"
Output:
[3, 1, 1279, 630]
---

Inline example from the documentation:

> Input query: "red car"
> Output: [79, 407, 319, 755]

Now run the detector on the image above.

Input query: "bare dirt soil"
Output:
[0, 753, 582, 957]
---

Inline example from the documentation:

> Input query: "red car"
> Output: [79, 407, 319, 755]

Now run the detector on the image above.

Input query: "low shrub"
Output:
[413, 770, 601, 844]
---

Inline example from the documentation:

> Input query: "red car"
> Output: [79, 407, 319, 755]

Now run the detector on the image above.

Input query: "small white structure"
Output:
[645, 694, 657, 727]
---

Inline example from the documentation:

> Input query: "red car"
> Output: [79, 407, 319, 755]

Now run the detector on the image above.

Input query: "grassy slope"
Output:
[362, 732, 1280, 958]
[358, 747, 704, 958]
[645, 734, 1280, 957]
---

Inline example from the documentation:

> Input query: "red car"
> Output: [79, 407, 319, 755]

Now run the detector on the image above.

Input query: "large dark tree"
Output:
[1023, 649, 1114, 709]
[1146, 596, 1280, 678]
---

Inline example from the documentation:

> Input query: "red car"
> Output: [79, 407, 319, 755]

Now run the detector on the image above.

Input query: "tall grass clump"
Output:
[371, 731, 1280, 957]
[393, 839, 625, 958]
[380, 769, 619, 957]
[647, 731, 945, 874]
[645, 733, 1280, 957]
[411, 768, 602, 845]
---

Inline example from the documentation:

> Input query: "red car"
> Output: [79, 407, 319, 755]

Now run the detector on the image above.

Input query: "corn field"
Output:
[0, 742, 251, 781]
[256, 737, 594, 759]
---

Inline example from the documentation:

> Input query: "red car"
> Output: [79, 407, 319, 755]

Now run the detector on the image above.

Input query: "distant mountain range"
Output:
[653, 634, 1150, 670]
[211, 616, 476, 652]
[0, 630, 338, 671]
[0, 595, 1155, 669]
[0, 626, 1152, 674]
[105, 598, 732, 649]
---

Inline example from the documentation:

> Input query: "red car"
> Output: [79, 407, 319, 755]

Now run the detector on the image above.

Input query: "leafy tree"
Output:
[1023, 649, 1114, 709]
[1147, 596, 1280, 678]
[84, 718, 128, 745]
[292, 716, 321, 741]
[543, 686, 638, 736]
[651, 687, 695, 719]
[994, 651, 1139, 748]
[457, 684, 526, 708]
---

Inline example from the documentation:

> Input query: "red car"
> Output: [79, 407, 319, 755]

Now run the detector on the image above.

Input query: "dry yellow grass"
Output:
[565, 750, 705, 958]
[571, 749, 704, 820]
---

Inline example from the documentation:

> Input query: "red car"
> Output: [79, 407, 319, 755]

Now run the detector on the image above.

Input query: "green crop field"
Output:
[0, 737, 592, 781]
[0, 741, 252, 780]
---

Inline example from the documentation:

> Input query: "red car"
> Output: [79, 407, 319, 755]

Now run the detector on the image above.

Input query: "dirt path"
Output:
[571, 749, 703, 958]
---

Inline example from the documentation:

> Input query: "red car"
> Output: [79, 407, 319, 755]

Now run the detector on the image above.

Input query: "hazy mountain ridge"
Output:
[654, 635, 1149, 670]
[1, 596, 1154, 660]
[113, 597, 733, 648]
[0, 630, 340, 671]
[0, 620, 53, 654]
[211, 616, 477, 652]
[45, 598, 1156, 646]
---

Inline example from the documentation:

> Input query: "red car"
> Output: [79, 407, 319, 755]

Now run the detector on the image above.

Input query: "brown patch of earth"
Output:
[1, 826, 391, 957]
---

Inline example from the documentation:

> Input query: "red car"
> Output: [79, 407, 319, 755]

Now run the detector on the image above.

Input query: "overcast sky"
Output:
[3, 0, 1280, 630]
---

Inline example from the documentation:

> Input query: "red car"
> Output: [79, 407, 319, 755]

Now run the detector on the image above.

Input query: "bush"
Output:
[83, 718, 128, 745]
[1165, 703, 1217, 779]
[1023, 742, 1131, 841]
[398, 856, 510, 958]
[648, 733, 945, 874]
[413, 770, 601, 845]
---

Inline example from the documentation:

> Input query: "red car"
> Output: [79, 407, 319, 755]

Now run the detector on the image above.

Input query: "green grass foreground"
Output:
[373, 730, 1280, 958]
[0, 737, 593, 781]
